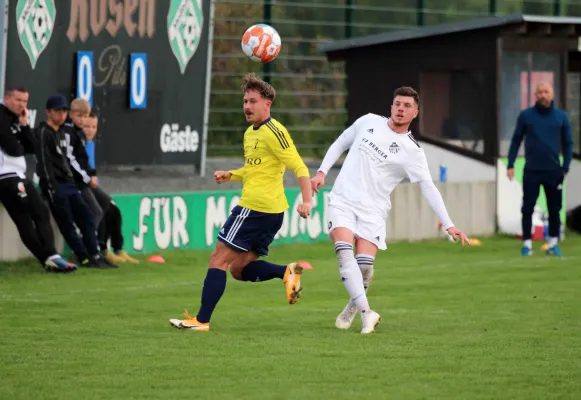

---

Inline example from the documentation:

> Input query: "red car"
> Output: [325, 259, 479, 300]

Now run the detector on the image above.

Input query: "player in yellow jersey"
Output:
[169, 73, 313, 331]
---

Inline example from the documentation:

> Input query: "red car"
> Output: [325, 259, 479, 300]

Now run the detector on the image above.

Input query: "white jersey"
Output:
[319, 113, 433, 219]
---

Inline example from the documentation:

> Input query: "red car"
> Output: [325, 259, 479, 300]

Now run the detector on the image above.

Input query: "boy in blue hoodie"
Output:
[83, 113, 138, 264]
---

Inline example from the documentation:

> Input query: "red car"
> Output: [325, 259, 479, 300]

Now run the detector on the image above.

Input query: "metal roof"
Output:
[318, 13, 581, 54]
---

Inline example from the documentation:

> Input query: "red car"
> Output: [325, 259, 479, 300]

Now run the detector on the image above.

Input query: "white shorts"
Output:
[327, 201, 387, 250]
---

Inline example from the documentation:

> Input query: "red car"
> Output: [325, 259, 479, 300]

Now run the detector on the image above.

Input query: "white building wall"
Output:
[420, 141, 496, 182]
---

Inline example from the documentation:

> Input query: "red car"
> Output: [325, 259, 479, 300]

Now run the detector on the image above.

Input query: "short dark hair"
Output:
[88, 112, 98, 119]
[5, 85, 28, 96]
[241, 73, 276, 101]
[393, 86, 419, 108]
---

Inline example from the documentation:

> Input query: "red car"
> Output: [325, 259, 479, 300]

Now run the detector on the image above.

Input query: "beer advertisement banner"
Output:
[110, 187, 333, 255]
[6, 0, 211, 170]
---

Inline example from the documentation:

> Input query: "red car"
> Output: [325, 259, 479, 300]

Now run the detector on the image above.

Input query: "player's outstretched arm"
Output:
[405, 148, 470, 246]
[418, 180, 471, 246]
[312, 119, 360, 192]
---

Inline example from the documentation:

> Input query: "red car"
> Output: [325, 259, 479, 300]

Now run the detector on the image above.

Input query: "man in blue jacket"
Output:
[507, 82, 574, 256]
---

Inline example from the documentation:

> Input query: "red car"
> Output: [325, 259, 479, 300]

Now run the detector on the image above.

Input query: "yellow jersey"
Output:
[228, 117, 309, 214]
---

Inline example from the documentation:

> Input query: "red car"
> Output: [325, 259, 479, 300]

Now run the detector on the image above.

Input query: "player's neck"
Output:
[253, 115, 271, 128]
[387, 118, 409, 134]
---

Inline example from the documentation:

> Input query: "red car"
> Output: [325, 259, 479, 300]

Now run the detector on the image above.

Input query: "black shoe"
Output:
[93, 255, 118, 269]
[79, 256, 108, 269]
[78, 258, 97, 268]
[102, 256, 119, 269]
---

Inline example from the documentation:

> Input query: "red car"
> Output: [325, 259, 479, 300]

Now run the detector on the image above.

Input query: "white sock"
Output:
[335, 241, 369, 312]
[48, 255, 60, 261]
[548, 237, 558, 247]
[355, 254, 375, 291]
[523, 239, 532, 249]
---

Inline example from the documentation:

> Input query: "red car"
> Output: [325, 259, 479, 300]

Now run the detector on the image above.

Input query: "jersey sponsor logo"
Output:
[160, 123, 200, 153]
[361, 138, 387, 159]
[266, 121, 289, 149]
[245, 157, 262, 165]
[389, 142, 400, 154]
[367, 128, 374, 134]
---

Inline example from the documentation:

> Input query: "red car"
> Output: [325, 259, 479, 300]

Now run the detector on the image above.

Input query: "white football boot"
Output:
[360, 310, 381, 334]
[335, 267, 374, 329]
[335, 300, 358, 329]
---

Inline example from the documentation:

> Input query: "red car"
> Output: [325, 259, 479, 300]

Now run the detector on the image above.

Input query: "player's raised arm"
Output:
[311, 115, 362, 193]
[405, 149, 471, 246]
[264, 121, 312, 217]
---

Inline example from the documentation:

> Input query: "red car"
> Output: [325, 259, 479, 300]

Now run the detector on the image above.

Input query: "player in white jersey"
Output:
[311, 86, 470, 334]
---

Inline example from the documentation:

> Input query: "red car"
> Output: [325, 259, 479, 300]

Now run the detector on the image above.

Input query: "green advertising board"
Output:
[108, 187, 332, 254]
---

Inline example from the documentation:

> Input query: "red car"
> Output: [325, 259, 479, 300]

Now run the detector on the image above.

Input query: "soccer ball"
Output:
[241, 24, 281, 63]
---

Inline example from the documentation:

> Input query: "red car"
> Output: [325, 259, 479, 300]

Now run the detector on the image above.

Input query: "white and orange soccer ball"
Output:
[241, 24, 281, 63]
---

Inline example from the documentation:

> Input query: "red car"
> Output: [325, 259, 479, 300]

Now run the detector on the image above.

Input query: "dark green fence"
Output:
[208, 0, 581, 157]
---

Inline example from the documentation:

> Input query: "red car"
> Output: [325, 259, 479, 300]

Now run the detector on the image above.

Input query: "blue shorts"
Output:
[217, 205, 284, 256]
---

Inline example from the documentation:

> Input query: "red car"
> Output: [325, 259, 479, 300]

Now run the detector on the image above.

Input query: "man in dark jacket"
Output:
[35, 95, 110, 269]
[0, 86, 75, 272]
[507, 82, 574, 257]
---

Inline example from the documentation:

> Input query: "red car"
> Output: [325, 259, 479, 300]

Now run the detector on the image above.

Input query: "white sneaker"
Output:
[335, 271, 374, 330]
[360, 310, 381, 334]
[335, 300, 357, 329]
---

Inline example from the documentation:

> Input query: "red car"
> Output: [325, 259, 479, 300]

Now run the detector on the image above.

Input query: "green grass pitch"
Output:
[1, 235, 580, 399]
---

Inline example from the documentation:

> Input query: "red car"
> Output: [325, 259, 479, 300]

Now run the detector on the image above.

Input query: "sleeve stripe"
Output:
[266, 121, 290, 149]
[407, 133, 420, 148]
[266, 122, 289, 149]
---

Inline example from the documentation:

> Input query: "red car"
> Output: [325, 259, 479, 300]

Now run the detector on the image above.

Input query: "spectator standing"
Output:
[507, 82, 574, 256]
